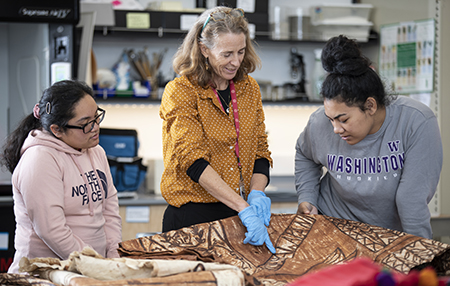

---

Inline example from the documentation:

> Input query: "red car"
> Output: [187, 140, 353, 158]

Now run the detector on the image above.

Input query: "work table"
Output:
[1, 176, 449, 242]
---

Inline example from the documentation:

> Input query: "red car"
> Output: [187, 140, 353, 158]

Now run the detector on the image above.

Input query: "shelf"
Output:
[91, 4, 378, 44]
[95, 9, 268, 38]
[94, 25, 378, 45]
[95, 96, 161, 103]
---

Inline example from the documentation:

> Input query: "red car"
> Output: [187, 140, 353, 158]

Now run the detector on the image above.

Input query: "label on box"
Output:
[237, 0, 255, 13]
[0, 232, 8, 250]
[180, 14, 198, 31]
[126, 206, 150, 223]
[126, 13, 150, 29]
[248, 23, 255, 39]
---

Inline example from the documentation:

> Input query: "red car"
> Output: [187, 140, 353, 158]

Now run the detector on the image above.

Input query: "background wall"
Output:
[0, 24, 10, 182]
[92, 33, 328, 96]
[98, 102, 321, 176]
[432, 0, 450, 219]
[359, 0, 449, 218]
[93, 0, 428, 177]
[1, 0, 448, 216]
[97, 0, 450, 217]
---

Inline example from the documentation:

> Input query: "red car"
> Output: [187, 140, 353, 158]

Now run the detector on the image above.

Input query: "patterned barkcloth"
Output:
[1, 214, 449, 286]
[117, 214, 450, 285]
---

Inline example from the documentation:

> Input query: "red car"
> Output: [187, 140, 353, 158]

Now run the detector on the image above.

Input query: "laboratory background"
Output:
[0, 0, 450, 280]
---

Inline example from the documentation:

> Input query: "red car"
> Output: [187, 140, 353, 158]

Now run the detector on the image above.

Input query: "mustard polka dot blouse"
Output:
[159, 75, 273, 207]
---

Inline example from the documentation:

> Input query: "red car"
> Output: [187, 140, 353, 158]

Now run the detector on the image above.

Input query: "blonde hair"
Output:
[172, 6, 261, 88]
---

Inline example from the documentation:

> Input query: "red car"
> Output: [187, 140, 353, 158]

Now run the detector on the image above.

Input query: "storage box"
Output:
[310, 4, 373, 25]
[99, 128, 147, 192]
[146, 158, 164, 194]
[108, 157, 147, 192]
[99, 128, 139, 158]
[310, 21, 373, 42]
[289, 16, 311, 40]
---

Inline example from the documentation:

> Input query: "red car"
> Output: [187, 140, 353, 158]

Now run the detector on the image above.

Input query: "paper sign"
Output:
[180, 14, 198, 31]
[237, 0, 255, 13]
[125, 206, 150, 223]
[248, 23, 255, 39]
[379, 19, 435, 94]
[410, 93, 431, 107]
[126, 12, 150, 29]
[206, 0, 217, 9]
[0, 232, 8, 250]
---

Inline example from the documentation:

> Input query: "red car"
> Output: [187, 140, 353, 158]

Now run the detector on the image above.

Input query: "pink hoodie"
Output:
[8, 129, 122, 273]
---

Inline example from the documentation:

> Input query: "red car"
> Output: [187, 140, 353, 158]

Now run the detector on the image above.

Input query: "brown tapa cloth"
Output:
[118, 214, 450, 285]
[2, 214, 449, 286]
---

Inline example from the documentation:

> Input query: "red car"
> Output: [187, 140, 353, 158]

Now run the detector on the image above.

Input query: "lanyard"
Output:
[213, 80, 240, 162]
[213, 80, 246, 199]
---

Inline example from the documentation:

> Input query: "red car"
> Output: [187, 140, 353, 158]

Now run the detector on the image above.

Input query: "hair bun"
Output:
[321, 35, 371, 76]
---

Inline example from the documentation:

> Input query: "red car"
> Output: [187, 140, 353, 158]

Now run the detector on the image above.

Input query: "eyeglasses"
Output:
[65, 107, 105, 134]
[201, 8, 245, 33]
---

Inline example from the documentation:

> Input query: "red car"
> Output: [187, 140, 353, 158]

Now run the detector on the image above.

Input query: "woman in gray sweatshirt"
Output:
[295, 35, 442, 239]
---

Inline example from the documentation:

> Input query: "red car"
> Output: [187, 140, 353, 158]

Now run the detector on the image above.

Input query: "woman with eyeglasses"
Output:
[1, 80, 122, 273]
[159, 6, 275, 253]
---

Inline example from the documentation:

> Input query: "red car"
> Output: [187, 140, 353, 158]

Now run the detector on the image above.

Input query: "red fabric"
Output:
[287, 257, 381, 286]
[287, 259, 448, 286]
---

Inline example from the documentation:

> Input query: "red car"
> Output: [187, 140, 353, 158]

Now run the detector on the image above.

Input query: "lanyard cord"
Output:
[213, 80, 241, 167]
[213, 80, 245, 198]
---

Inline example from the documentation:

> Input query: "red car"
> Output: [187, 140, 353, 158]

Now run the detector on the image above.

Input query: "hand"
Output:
[238, 205, 276, 254]
[247, 190, 271, 226]
[297, 202, 318, 215]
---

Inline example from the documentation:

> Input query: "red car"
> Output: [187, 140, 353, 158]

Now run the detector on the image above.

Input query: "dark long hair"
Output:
[321, 35, 395, 110]
[0, 80, 94, 173]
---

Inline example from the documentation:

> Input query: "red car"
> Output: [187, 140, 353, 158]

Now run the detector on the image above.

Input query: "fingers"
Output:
[297, 202, 319, 215]
[310, 205, 319, 215]
[243, 230, 265, 245]
[243, 229, 276, 254]
[297, 202, 311, 214]
[265, 235, 276, 254]
[239, 205, 276, 254]
[254, 203, 271, 226]
[248, 190, 272, 226]
[243, 233, 251, 245]
[264, 213, 271, 226]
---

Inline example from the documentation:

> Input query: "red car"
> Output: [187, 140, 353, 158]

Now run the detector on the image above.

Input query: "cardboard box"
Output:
[310, 3, 373, 25]
[310, 21, 373, 42]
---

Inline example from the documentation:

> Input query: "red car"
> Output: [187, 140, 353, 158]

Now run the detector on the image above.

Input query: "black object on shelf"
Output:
[0, 0, 79, 24]
[103, 6, 269, 38]
[196, 0, 206, 9]
[0, 184, 12, 197]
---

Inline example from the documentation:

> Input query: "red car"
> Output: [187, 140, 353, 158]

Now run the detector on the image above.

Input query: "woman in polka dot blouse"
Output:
[159, 6, 275, 253]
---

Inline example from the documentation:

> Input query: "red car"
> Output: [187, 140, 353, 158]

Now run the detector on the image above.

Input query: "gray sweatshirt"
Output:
[295, 96, 442, 239]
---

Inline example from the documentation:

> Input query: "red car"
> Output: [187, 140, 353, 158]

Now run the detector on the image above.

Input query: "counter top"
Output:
[0, 176, 297, 206]
[118, 176, 298, 206]
[118, 191, 298, 206]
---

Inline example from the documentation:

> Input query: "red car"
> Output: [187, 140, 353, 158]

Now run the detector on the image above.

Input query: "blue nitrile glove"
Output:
[238, 205, 276, 254]
[247, 190, 271, 226]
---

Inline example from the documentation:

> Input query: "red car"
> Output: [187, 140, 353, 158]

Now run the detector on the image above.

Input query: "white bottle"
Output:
[311, 48, 326, 102]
